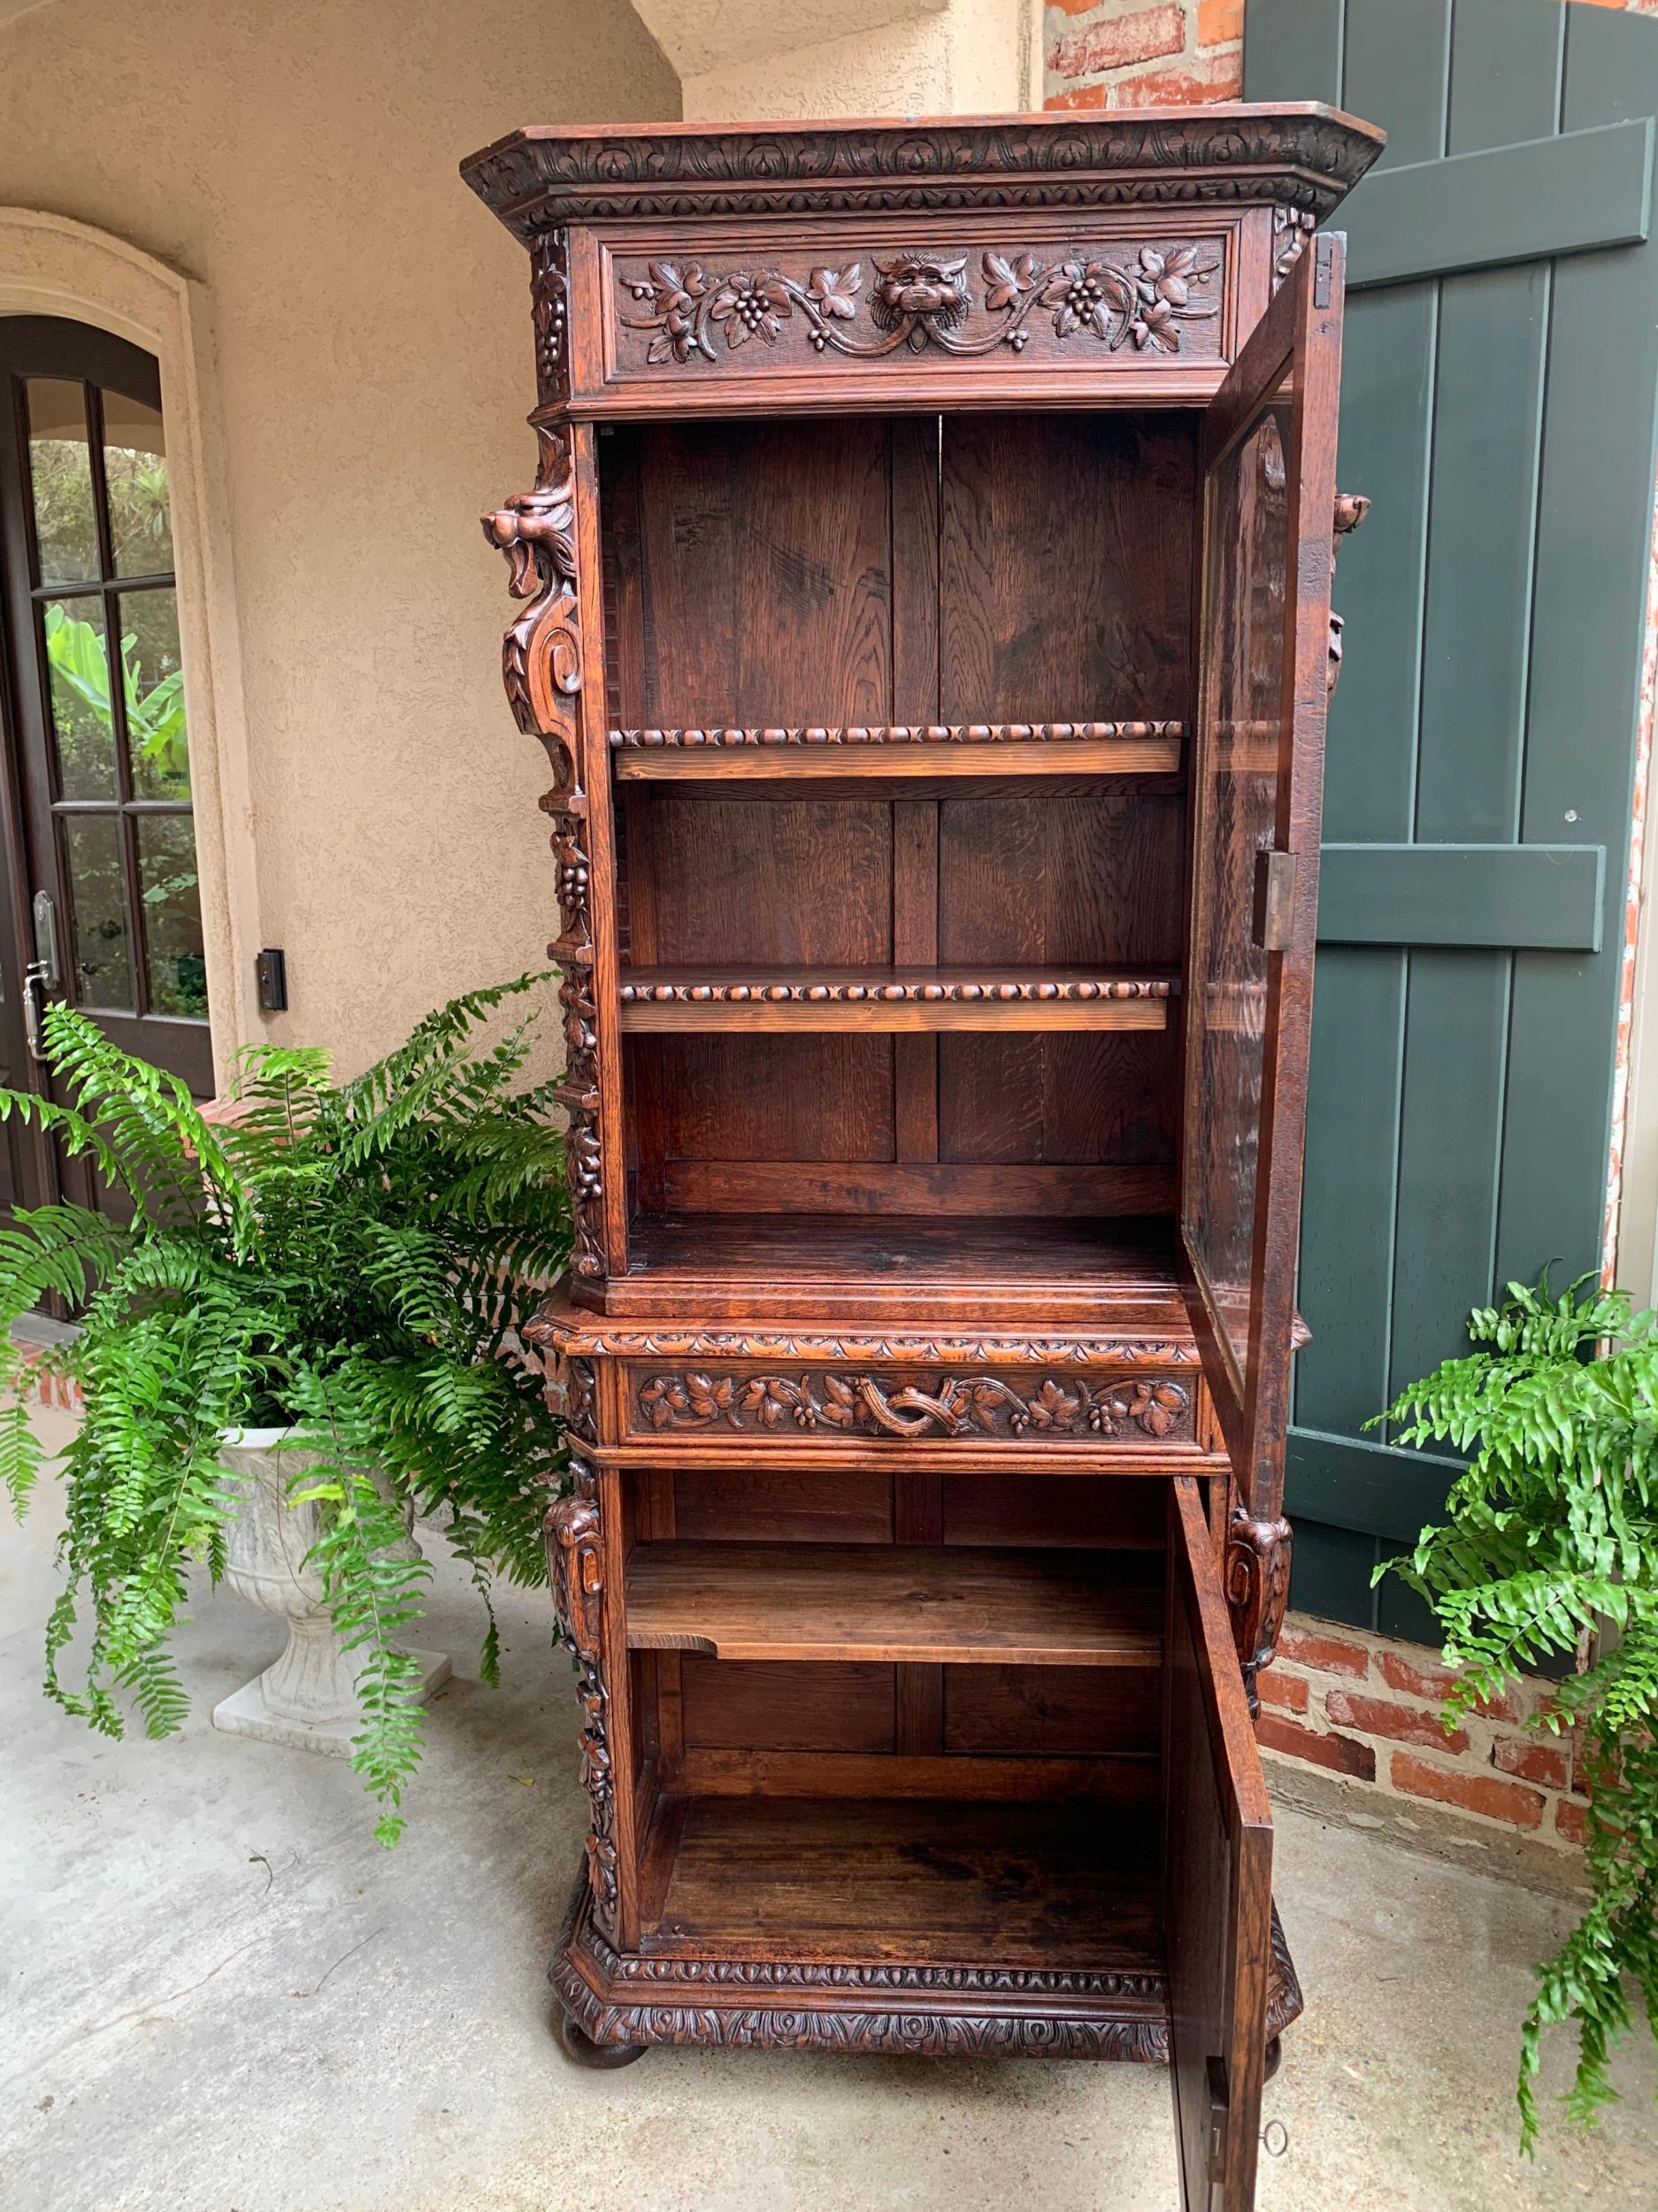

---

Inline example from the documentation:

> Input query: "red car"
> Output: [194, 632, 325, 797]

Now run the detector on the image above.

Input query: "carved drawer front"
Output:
[622, 1363, 1201, 1451]
[595, 219, 1237, 400]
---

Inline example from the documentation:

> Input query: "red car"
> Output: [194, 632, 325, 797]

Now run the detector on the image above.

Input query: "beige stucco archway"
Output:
[0, 207, 258, 1082]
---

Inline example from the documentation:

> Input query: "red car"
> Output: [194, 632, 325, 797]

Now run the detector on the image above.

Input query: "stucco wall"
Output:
[0, 0, 678, 1076]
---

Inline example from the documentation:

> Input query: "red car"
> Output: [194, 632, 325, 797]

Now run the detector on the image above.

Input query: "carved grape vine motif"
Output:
[619, 244, 1219, 366]
[633, 1370, 1189, 1441]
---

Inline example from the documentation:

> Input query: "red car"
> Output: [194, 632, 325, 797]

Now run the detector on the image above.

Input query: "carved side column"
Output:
[547, 1355, 619, 1938]
[482, 413, 611, 1280]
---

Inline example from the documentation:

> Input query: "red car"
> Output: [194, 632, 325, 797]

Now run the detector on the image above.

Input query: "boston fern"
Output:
[1378, 1274, 1658, 2149]
[0, 975, 569, 1844]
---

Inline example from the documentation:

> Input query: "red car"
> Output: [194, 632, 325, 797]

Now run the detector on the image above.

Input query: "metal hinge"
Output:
[1207, 2055, 1231, 2185]
[1253, 850, 1297, 952]
[1314, 233, 1335, 308]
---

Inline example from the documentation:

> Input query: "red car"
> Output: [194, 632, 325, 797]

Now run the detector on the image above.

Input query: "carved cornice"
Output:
[525, 1309, 1204, 1369]
[633, 1368, 1192, 1441]
[462, 110, 1385, 238]
[618, 975, 1171, 1009]
[611, 720, 1182, 749]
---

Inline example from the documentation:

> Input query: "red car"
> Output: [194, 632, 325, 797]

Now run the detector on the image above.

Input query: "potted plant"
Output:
[1379, 1273, 1658, 2148]
[0, 976, 569, 1843]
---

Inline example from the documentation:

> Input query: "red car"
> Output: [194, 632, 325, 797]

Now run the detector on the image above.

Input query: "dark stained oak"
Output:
[626, 1542, 1163, 1665]
[476, 112, 1362, 2195]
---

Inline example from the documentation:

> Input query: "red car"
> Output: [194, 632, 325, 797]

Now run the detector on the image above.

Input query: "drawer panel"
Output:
[605, 215, 1238, 394]
[621, 1361, 1202, 1451]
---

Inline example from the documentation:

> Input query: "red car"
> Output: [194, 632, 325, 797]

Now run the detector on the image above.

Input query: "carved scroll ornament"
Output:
[618, 243, 1219, 368]
[482, 430, 605, 1280]
[1327, 490, 1370, 701]
[1225, 1506, 1293, 1710]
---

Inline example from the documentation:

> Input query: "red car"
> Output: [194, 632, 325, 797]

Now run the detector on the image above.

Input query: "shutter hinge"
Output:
[1253, 850, 1297, 952]
[1314, 233, 1335, 308]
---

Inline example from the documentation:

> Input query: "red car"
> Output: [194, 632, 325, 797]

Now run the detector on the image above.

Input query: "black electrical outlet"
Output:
[255, 948, 288, 1012]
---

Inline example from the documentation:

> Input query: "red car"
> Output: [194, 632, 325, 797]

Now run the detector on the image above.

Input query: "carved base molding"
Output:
[549, 1874, 1305, 2063]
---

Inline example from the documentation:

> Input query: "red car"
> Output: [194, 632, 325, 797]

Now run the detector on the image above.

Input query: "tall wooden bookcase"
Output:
[466, 107, 1381, 2212]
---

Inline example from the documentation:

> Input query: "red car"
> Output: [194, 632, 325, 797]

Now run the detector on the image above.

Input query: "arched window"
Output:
[0, 317, 211, 1208]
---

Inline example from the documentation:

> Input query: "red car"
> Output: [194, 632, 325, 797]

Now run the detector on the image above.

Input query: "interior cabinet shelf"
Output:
[641, 1795, 1162, 1969]
[610, 721, 1183, 781]
[618, 966, 1175, 1032]
[626, 1542, 1163, 1666]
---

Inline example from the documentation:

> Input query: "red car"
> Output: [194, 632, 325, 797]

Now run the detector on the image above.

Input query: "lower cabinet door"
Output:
[1164, 1476, 1275, 2212]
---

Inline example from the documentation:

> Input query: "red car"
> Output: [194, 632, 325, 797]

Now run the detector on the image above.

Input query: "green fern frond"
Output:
[1378, 1272, 1658, 2150]
[3, 972, 566, 1841]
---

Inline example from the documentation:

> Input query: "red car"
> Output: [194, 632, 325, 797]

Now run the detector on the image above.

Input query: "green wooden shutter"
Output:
[1245, 0, 1658, 1633]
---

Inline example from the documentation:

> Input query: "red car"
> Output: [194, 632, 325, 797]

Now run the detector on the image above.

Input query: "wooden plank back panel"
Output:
[942, 1474, 1167, 1548]
[936, 415, 1191, 1180]
[938, 412, 1196, 719]
[945, 1663, 1163, 1756]
[680, 1657, 896, 1753]
[609, 417, 894, 726]
[671, 1466, 896, 1543]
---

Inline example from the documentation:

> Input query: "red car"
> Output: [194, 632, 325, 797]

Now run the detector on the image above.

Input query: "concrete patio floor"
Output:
[4, 1405, 1657, 2212]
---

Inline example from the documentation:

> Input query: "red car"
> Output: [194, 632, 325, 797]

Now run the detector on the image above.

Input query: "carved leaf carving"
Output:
[616, 239, 1220, 369]
[631, 1371, 1191, 1443]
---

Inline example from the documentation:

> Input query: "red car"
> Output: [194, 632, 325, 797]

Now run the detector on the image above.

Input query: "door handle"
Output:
[21, 959, 50, 1064]
[23, 890, 62, 1066]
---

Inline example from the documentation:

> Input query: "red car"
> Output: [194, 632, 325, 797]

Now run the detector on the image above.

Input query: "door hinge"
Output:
[1253, 850, 1297, 952]
[1207, 2054, 1231, 2185]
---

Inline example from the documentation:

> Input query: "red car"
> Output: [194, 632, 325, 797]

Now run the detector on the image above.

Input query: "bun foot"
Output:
[557, 2007, 648, 2070]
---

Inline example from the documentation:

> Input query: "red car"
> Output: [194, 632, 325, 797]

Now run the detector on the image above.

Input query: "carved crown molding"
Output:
[463, 110, 1384, 237]
[525, 1307, 1205, 1369]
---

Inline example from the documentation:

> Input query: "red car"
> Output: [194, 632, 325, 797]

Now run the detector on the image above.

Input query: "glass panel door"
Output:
[0, 319, 211, 1117]
[1181, 240, 1345, 1516]
[0, 317, 213, 1227]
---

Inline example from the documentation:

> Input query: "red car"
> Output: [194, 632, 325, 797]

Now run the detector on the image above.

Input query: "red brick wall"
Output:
[1261, 1617, 1587, 1852]
[1043, 0, 1658, 112]
[1044, 0, 1241, 110]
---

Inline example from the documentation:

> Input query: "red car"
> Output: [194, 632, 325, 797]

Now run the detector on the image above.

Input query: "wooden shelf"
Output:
[626, 1543, 1163, 1666]
[610, 722, 1182, 781]
[644, 1795, 1162, 1969]
[606, 1211, 1191, 1326]
[618, 966, 1175, 1032]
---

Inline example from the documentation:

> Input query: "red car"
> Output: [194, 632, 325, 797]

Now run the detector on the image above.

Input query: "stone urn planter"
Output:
[211, 1428, 450, 1755]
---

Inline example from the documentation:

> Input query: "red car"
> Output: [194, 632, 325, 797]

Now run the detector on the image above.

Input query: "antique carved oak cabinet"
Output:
[464, 105, 1379, 2211]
